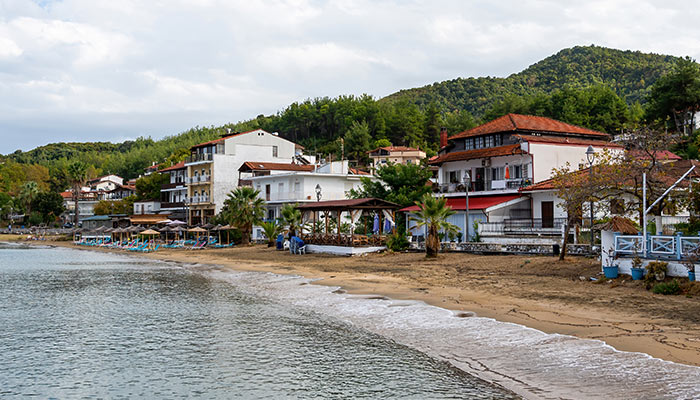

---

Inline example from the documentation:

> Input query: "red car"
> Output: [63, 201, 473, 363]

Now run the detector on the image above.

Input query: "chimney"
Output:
[440, 127, 448, 148]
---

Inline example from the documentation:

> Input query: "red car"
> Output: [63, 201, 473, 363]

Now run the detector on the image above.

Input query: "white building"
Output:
[245, 161, 371, 237]
[185, 129, 302, 224]
[412, 114, 624, 240]
[159, 161, 188, 221]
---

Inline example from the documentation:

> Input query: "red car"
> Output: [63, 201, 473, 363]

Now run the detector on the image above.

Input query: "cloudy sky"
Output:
[1, 0, 699, 154]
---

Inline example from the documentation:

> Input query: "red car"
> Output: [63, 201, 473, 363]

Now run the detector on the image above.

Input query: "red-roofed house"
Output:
[368, 146, 426, 169]
[418, 114, 623, 240]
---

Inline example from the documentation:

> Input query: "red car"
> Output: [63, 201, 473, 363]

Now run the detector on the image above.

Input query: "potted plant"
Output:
[602, 247, 619, 279]
[630, 255, 645, 280]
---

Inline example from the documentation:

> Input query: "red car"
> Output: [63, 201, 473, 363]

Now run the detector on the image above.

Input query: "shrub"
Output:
[644, 261, 668, 286]
[652, 280, 681, 295]
[386, 232, 409, 252]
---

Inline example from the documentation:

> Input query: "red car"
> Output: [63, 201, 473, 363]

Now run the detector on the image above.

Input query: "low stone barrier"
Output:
[410, 241, 591, 256]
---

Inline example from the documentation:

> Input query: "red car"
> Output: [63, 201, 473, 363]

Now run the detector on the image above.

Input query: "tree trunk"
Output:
[426, 225, 438, 258]
[559, 220, 571, 261]
[241, 225, 251, 245]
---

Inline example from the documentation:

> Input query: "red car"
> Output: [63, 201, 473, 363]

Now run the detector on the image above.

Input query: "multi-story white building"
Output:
[407, 114, 623, 239]
[185, 129, 301, 224]
[368, 146, 426, 169]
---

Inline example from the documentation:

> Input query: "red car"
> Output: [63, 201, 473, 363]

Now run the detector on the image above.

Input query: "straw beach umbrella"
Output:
[188, 226, 207, 241]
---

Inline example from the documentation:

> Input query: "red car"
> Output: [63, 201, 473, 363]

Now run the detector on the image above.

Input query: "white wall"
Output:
[252, 173, 365, 203]
[530, 191, 567, 220]
[529, 143, 621, 182]
[437, 154, 533, 186]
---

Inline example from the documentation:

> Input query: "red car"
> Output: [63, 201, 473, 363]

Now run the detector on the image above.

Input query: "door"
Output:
[265, 184, 271, 201]
[541, 201, 554, 228]
[474, 168, 485, 191]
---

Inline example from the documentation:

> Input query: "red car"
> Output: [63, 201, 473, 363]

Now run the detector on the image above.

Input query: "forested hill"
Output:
[381, 45, 679, 115]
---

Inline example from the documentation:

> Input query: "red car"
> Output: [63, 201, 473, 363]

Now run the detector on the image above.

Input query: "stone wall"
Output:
[410, 241, 590, 256]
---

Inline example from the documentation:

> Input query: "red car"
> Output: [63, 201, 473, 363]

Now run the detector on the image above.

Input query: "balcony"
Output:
[186, 175, 211, 184]
[186, 196, 211, 205]
[162, 182, 186, 190]
[437, 178, 530, 194]
[261, 191, 306, 202]
[185, 153, 214, 164]
[479, 218, 566, 236]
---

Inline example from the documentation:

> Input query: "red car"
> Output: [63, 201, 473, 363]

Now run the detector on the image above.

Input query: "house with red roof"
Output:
[368, 146, 426, 169]
[409, 114, 624, 240]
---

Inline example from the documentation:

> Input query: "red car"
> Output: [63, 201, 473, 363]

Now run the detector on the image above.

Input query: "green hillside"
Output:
[381, 45, 678, 115]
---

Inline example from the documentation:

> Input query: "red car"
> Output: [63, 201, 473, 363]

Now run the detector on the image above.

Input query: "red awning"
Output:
[399, 195, 522, 212]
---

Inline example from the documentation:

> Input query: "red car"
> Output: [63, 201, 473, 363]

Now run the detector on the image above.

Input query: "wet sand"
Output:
[16, 237, 700, 367]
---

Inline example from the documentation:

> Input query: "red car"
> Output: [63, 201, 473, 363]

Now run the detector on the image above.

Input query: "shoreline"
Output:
[16, 237, 700, 367]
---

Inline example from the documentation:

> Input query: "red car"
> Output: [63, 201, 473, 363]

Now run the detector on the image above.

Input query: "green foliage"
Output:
[27, 211, 43, 226]
[260, 220, 283, 247]
[32, 191, 64, 223]
[645, 261, 668, 286]
[280, 203, 302, 237]
[349, 162, 433, 207]
[386, 232, 410, 252]
[652, 280, 681, 295]
[373, 138, 392, 148]
[383, 45, 678, 117]
[93, 196, 136, 216]
[646, 56, 700, 134]
[344, 121, 372, 165]
[220, 187, 266, 245]
[411, 194, 459, 258]
[472, 220, 481, 243]
[135, 173, 168, 201]
[19, 181, 40, 214]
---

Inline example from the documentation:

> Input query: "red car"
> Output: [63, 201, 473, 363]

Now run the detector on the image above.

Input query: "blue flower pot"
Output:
[630, 267, 645, 281]
[690, 271, 696, 282]
[603, 266, 619, 279]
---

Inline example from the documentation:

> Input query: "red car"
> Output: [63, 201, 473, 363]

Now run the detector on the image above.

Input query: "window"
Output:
[474, 137, 484, 149]
[523, 163, 529, 179]
[449, 170, 461, 183]
[465, 138, 474, 150]
[484, 135, 494, 148]
[494, 134, 502, 146]
[512, 165, 522, 179]
[272, 146, 278, 157]
[491, 167, 504, 181]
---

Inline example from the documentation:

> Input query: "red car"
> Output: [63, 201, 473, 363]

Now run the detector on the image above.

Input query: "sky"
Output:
[1, 0, 699, 155]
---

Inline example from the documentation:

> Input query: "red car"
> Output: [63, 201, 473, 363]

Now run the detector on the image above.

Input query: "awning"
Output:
[130, 214, 168, 225]
[400, 194, 522, 212]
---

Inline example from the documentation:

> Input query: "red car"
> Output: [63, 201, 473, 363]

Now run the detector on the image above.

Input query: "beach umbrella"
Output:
[188, 226, 206, 240]
[156, 219, 173, 224]
[168, 220, 187, 226]
[373, 214, 380, 235]
[140, 229, 160, 235]
[159, 225, 172, 241]
[383, 218, 392, 234]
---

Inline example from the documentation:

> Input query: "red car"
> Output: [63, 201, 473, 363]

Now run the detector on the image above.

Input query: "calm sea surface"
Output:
[0, 243, 516, 399]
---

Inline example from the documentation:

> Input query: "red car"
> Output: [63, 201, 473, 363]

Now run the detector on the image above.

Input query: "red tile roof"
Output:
[515, 134, 623, 148]
[449, 114, 609, 140]
[628, 149, 682, 161]
[429, 144, 524, 165]
[239, 161, 316, 172]
[349, 167, 371, 175]
[160, 161, 186, 172]
[400, 195, 521, 212]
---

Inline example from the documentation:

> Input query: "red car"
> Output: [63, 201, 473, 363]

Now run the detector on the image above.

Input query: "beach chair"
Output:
[276, 234, 284, 250]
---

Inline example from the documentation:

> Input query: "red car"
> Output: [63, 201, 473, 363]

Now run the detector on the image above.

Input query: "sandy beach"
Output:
[13, 236, 700, 367]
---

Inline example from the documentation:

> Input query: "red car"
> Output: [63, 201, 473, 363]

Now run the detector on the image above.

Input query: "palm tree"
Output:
[222, 186, 265, 245]
[260, 220, 283, 247]
[280, 203, 302, 238]
[19, 181, 39, 216]
[411, 194, 459, 258]
[67, 161, 88, 225]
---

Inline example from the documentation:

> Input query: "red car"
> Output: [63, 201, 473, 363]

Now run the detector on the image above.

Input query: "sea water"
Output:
[0, 244, 515, 399]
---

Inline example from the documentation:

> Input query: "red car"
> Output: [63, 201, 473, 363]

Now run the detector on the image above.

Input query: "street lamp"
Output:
[463, 172, 471, 242]
[586, 145, 596, 250]
[315, 184, 322, 202]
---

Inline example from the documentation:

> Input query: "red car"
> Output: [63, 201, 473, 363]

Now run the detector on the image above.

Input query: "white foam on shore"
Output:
[201, 268, 700, 400]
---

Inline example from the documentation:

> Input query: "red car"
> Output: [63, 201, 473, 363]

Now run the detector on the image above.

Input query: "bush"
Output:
[27, 212, 43, 226]
[644, 261, 668, 286]
[386, 232, 410, 252]
[652, 280, 681, 295]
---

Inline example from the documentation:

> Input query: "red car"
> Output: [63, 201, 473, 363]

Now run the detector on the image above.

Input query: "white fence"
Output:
[613, 234, 700, 260]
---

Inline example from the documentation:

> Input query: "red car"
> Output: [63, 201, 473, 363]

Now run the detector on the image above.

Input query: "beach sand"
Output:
[14, 236, 700, 367]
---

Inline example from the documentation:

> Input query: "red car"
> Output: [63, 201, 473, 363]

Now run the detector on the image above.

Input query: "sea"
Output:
[1, 243, 699, 399]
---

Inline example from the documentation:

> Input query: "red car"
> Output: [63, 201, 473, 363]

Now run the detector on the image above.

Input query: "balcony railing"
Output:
[185, 153, 214, 164]
[186, 175, 211, 184]
[479, 218, 567, 236]
[186, 196, 211, 205]
[260, 191, 305, 202]
[160, 201, 186, 209]
[614, 234, 700, 260]
[438, 178, 530, 194]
